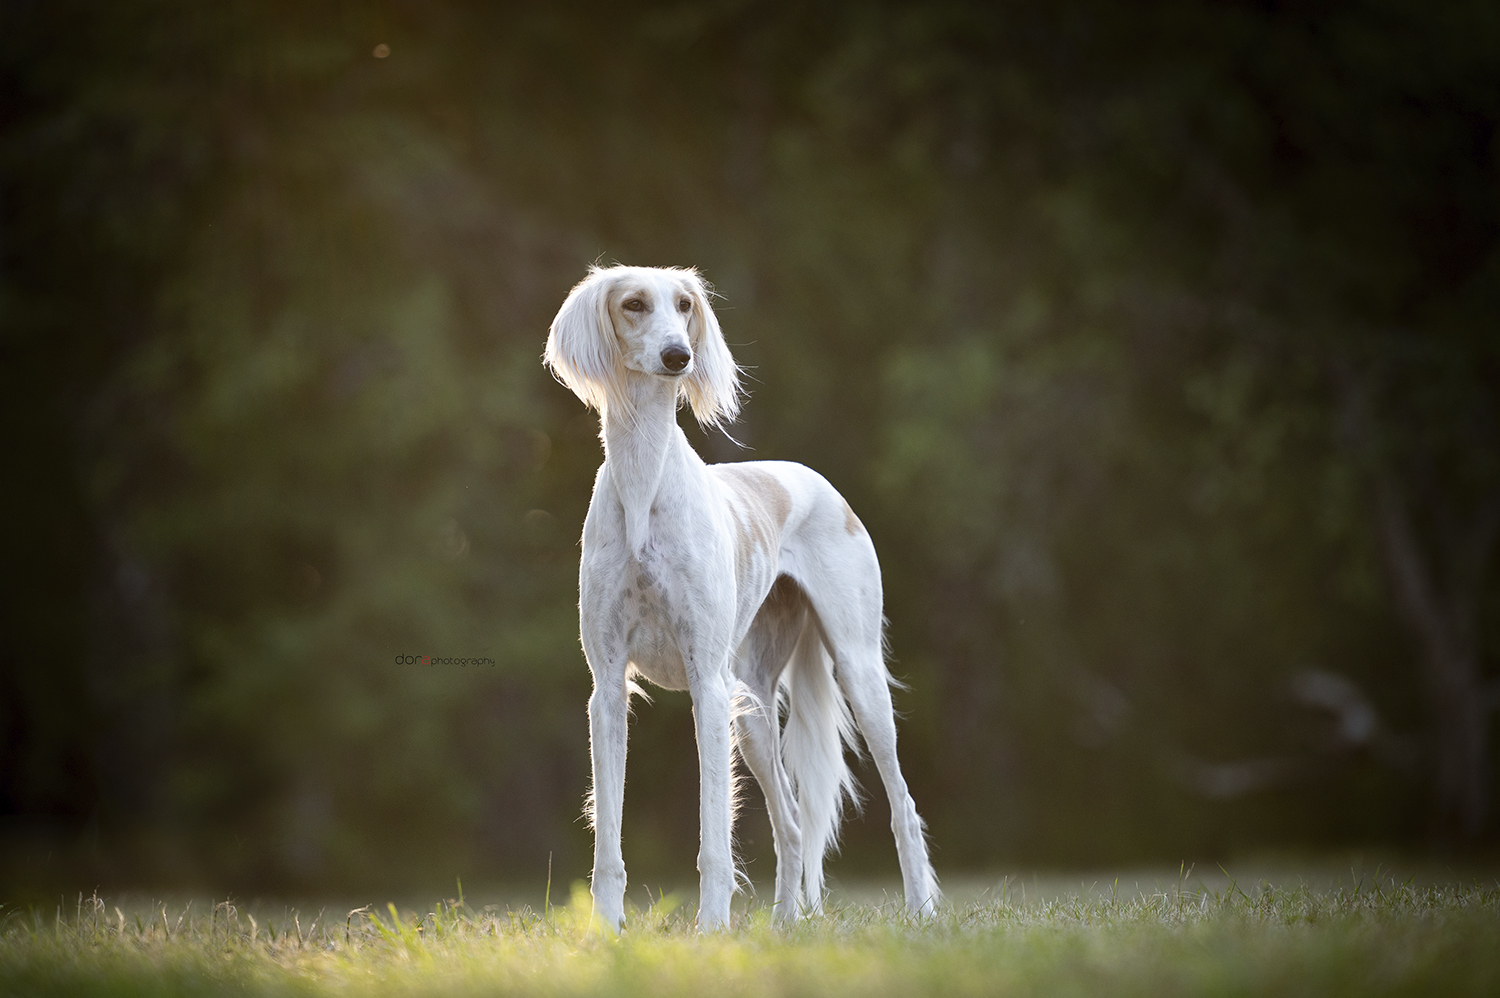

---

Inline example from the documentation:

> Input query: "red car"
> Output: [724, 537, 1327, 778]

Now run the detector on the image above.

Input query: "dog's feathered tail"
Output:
[780, 621, 860, 913]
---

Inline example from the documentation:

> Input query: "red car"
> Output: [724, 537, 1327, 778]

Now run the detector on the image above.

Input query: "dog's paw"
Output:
[591, 912, 623, 936]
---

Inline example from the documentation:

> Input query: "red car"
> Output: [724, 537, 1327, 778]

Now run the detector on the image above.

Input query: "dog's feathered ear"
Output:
[682, 275, 741, 427]
[545, 268, 620, 415]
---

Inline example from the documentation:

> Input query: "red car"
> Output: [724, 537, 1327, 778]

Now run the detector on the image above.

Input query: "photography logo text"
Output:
[395, 654, 496, 667]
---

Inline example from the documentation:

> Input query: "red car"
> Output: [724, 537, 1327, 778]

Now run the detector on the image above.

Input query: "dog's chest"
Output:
[618, 562, 692, 691]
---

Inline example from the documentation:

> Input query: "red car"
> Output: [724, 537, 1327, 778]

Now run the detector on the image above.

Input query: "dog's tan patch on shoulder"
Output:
[715, 465, 793, 570]
[842, 498, 864, 535]
[753, 470, 793, 526]
[719, 465, 791, 527]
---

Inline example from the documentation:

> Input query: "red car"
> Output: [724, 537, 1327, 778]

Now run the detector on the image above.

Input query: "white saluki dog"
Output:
[545, 264, 938, 931]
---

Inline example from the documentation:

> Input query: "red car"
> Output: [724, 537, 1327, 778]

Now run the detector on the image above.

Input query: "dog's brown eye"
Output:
[678, 298, 692, 313]
[623, 299, 644, 312]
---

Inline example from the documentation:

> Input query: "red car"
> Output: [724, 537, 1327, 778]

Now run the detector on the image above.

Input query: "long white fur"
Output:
[779, 622, 860, 908]
[545, 264, 938, 931]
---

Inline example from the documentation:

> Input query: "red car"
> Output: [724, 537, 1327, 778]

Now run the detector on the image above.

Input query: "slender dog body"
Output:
[547, 265, 937, 931]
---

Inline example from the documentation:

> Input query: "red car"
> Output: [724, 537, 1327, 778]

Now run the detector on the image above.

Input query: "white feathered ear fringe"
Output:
[682, 274, 742, 428]
[544, 267, 623, 417]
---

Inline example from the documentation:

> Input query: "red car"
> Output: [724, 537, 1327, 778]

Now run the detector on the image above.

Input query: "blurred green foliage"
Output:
[1, 0, 1496, 892]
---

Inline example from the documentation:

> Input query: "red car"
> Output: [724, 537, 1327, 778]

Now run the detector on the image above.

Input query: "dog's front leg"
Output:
[586, 651, 630, 933]
[688, 662, 735, 930]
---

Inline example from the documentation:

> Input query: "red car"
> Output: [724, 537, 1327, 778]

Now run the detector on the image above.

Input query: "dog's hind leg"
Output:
[734, 576, 811, 920]
[795, 525, 938, 917]
[734, 581, 816, 920]
[732, 680, 803, 921]
[832, 645, 940, 916]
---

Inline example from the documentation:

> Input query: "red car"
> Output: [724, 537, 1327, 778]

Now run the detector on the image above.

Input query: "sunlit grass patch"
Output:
[3, 871, 1498, 997]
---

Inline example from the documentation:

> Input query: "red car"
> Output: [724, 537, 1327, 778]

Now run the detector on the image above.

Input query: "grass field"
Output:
[4, 866, 1498, 997]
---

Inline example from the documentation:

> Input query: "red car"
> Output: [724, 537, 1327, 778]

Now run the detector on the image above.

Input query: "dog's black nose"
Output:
[661, 345, 691, 373]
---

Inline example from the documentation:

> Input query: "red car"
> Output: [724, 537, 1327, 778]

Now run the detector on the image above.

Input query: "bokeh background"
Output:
[3, 0, 1497, 896]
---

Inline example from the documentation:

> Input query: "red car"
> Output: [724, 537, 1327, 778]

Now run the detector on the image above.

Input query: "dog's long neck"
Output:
[601, 375, 687, 558]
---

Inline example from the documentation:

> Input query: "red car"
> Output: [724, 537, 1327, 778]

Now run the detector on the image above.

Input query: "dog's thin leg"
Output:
[835, 651, 940, 917]
[690, 666, 735, 930]
[732, 681, 803, 922]
[587, 668, 630, 932]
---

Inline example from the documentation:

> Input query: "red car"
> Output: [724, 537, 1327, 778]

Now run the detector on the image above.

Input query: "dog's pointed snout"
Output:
[661, 345, 691, 373]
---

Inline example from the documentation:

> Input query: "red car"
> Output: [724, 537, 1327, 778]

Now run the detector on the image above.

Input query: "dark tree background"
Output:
[2, 0, 1497, 894]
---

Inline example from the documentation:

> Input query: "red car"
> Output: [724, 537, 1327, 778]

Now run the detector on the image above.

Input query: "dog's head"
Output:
[545, 265, 741, 427]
